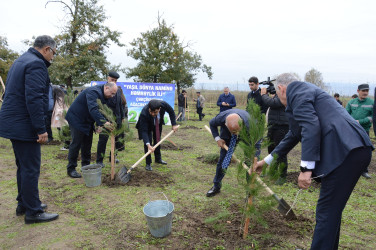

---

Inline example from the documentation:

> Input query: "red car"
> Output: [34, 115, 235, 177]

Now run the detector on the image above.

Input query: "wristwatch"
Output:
[300, 166, 313, 173]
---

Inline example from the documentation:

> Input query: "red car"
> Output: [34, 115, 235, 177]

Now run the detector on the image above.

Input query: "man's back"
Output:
[0, 48, 49, 141]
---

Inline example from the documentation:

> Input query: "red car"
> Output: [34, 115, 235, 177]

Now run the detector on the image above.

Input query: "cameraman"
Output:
[261, 87, 289, 185]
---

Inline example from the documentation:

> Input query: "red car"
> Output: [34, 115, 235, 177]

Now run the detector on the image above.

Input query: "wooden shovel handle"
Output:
[127, 125, 180, 173]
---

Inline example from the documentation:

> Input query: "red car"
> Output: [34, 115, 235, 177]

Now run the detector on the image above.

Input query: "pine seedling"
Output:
[96, 99, 132, 180]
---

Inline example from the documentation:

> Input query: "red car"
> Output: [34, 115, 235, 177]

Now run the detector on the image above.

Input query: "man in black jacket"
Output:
[136, 99, 178, 171]
[65, 82, 117, 178]
[261, 88, 289, 184]
[0, 35, 59, 224]
[96, 72, 125, 167]
[247, 76, 267, 113]
[177, 90, 187, 121]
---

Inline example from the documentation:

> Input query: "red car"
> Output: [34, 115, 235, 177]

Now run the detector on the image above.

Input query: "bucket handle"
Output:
[148, 192, 169, 209]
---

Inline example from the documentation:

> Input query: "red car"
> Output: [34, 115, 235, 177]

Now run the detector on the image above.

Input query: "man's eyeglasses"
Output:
[49, 47, 57, 56]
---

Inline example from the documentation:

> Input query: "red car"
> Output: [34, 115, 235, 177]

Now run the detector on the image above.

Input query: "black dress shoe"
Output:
[25, 212, 59, 224]
[16, 203, 47, 216]
[362, 172, 371, 179]
[68, 170, 82, 178]
[156, 160, 167, 165]
[206, 186, 221, 197]
[145, 164, 152, 171]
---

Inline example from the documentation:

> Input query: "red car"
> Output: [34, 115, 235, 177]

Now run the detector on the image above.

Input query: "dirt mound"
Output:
[286, 171, 321, 189]
[56, 152, 97, 161]
[181, 125, 200, 129]
[102, 168, 174, 188]
[160, 143, 193, 150]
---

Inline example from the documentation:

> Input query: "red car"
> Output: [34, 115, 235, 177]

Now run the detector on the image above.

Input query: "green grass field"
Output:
[0, 101, 375, 249]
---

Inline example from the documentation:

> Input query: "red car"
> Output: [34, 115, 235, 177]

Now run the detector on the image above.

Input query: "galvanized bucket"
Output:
[81, 164, 102, 187]
[143, 192, 174, 238]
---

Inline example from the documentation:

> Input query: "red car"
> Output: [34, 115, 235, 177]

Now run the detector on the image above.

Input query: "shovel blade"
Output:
[117, 166, 131, 184]
[277, 197, 296, 220]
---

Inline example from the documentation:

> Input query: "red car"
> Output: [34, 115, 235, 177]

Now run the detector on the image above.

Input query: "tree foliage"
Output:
[45, 0, 125, 88]
[126, 15, 213, 94]
[0, 36, 19, 83]
[304, 67, 327, 90]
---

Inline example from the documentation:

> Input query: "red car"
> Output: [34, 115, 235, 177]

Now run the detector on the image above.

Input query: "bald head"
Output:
[225, 113, 242, 134]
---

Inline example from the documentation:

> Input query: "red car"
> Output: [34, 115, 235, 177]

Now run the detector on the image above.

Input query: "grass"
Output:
[0, 101, 375, 249]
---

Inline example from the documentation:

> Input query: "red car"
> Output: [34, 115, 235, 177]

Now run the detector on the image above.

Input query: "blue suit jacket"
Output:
[65, 85, 107, 135]
[217, 93, 236, 112]
[272, 81, 373, 176]
[0, 48, 50, 141]
[209, 109, 250, 141]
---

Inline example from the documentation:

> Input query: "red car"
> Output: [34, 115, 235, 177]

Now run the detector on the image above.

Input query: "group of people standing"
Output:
[0, 34, 374, 250]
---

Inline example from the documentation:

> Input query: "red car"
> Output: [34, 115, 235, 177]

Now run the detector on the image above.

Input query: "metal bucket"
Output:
[81, 164, 102, 187]
[143, 192, 174, 238]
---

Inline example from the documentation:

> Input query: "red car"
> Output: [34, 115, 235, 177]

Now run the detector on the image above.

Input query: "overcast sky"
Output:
[1, 0, 376, 93]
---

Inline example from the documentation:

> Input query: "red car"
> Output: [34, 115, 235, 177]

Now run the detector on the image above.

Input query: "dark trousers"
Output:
[197, 107, 204, 121]
[96, 133, 124, 163]
[45, 110, 53, 141]
[311, 146, 372, 250]
[213, 138, 231, 188]
[144, 127, 162, 165]
[67, 126, 93, 171]
[267, 125, 289, 177]
[11, 140, 44, 216]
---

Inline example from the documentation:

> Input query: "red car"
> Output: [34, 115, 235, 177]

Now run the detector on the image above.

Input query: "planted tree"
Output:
[126, 15, 213, 94]
[58, 88, 76, 146]
[45, 0, 125, 88]
[96, 99, 131, 180]
[237, 100, 284, 238]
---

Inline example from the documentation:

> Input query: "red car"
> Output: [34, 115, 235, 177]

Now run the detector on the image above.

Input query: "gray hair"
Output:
[275, 73, 299, 88]
[105, 81, 117, 88]
[33, 35, 56, 50]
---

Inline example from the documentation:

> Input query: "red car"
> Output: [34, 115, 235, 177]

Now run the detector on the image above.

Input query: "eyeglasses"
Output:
[49, 47, 57, 56]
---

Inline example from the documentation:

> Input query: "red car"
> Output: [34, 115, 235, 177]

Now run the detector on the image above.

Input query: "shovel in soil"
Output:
[203, 125, 296, 219]
[117, 125, 180, 183]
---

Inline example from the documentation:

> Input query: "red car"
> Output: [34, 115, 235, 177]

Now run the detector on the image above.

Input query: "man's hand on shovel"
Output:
[172, 125, 179, 132]
[217, 139, 226, 148]
[147, 144, 155, 153]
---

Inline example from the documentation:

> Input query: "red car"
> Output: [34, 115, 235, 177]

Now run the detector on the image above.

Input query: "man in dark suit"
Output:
[136, 99, 178, 171]
[252, 73, 373, 249]
[207, 109, 250, 197]
[65, 82, 117, 178]
[0, 35, 59, 224]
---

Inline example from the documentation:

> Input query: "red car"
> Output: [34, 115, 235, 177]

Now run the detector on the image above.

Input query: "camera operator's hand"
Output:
[261, 88, 267, 95]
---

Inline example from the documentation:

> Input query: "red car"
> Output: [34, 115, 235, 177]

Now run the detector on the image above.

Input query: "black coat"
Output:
[65, 85, 107, 135]
[178, 93, 187, 108]
[0, 48, 50, 141]
[136, 101, 177, 144]
[247, 88, 268, 113]
[261, 94, 289, 126]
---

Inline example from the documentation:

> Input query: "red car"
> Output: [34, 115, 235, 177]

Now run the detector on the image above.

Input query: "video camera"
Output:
[260, 77, 276, 95]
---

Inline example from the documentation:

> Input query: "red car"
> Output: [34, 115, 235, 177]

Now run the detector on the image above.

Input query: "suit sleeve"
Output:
[271, 130, 299, 158]
[138, 114, 151, 144]
[289, 88, 321, 162]
[229, 95, 236, 108]
[209, 116, 222, 138]
[86, 90, 106, 126]
[162, 101, 177, 126]
[217, 95, 222, 107]
[25, 61, 48, 135]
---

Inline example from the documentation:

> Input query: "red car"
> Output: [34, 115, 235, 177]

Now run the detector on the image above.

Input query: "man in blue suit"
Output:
[217, 87, 237, 113]
[207, 109, 250, 197]
[65, 82, 117, 178]
[253, 73, 373, 249]
[0, 35, 59, 224]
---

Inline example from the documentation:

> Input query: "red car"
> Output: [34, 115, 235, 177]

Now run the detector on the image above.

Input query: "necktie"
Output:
[222, 134, 237, 170]
[155, 116, 160, 142]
